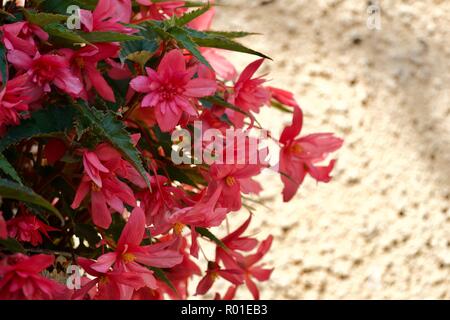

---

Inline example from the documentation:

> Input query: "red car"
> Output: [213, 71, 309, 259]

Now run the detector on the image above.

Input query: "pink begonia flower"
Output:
[137, 175, 187, 232]
[7, 50, 83, 97]
[74, 257, 151, 300]
[206, 137, 267, 212]
[217, 235, 273, 300]
[0, 74, 32, 130]
[80, 0, 136, 33]
[130, 49, 217, 132]
[227, 59, 270, 127]
[61, 44, 119, 102]
[220, 215, 258, 253]
[0, 254, 67, 300]
[168, 187, 228, 258]
[0, 212, 7, 239]
[1, 21, 48, 56]
[77, 208, 183, 299]
[135, 0, 186, 21]
[272, 87, 344, 202]
[158, 236, 201, 299]
[7, 213, 58, 246]
[195, 261, 243, 296]
[71, 144, 142, 229]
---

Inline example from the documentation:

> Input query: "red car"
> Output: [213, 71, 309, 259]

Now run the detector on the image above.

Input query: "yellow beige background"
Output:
[211, 0, 450, 299]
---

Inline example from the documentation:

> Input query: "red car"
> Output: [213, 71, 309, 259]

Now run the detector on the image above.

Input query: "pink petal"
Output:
[237, 59, 265, 85]
[117, 207, 146, 248]
[71, 181, 90, 209]
[130, 76, 151, 93]
[86, 64, 115, 102]
[91, 191, 112, 229]
[184, 78, 217, 97]
[91, 252, 117, 273]
[7, 50, 32, 70]
[158, 49, 186, 76]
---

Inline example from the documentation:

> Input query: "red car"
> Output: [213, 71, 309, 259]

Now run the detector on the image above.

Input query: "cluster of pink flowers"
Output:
[0, 0, 342, 300]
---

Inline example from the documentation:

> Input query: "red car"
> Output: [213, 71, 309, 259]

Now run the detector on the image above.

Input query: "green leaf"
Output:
[44, 23, 88, 46]
[77, 31, 143, 43]
[185, 28, 270, 59]
[173, 5, 210, 27]
[0, 105, 76, 153]
[206, 30, 258, 39]
[24, 10, 68, 28]
[0, 238, 25, 253]
[195, 227, 228, 250]
[149, 267, 178, 295]
[168, 26, 211, 68]
[0, 153, 22, 184]
[0, 178, 64, 225]
[271, 100, 294, 114]
[76, 103, 151, 190]
[0, 41, 8, 87]
[119, 27, 160, 64]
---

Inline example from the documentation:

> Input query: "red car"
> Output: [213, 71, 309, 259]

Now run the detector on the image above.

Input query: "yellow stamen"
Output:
[211, 271, 219, 281]
[291, 143, 303, 155]
[99, 276, 109, 285]
[91, 182, 101, 192]
[173, 222, 185, 235]
[121, 253, 136, 263]
[225, 176, 236, 187]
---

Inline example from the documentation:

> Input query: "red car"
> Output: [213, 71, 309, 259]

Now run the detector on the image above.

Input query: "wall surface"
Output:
[212, 0, 450, 299]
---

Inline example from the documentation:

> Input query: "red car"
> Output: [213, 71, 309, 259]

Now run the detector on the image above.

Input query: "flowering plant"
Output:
[0, 0, 342, 300]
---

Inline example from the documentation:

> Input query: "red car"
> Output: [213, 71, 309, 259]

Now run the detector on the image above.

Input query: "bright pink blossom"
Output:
[217, 236, 274, 300]
[130, 49, 217, 132]
[71, 145, 141, 229]
[61, 44, 119, 102]
[135, 0, 186, 21]
[169, 187, 228, 257]
[77, 208, 182, 299]
[208, 160, 264, 212]
[7, 213, 58, 246]
[195, 261, 243, 296]
[80, 0, 135, 33]
[74, 257, 151, 300]
[227, 59, 270, 127]
[0, 254, 67, 300]
[0, 74, 32, 130]
[277, 93, 343, 201]
[1, 21, 48, 56]
[221, 215, 258, 253]
[7, 51, 83, 97]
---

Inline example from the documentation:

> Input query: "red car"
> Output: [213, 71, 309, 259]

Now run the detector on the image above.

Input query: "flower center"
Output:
[121, 253, 136, 263]
[75, 57, 85, 69]
[173, 222, 185, 235]
[99, 276, 109, 285]
[211, 271, 219, 281]
[91, 182, 101, 192]
[225, 176, 236, 187]
[290, 143, 303, 155]
[160, 84, 184, 102]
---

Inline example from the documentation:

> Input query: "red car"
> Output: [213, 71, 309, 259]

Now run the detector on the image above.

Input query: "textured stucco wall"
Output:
[212, 0, 450, 299]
